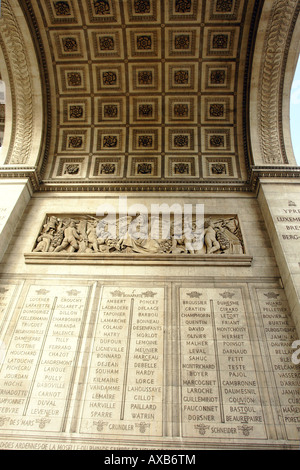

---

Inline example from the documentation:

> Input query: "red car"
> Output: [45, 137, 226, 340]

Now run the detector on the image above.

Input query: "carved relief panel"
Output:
[27, 212, 246, 261]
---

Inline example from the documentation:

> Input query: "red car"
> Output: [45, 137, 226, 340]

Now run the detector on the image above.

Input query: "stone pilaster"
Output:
[0, 179, 32, 262]
[258, 180, 300, 337]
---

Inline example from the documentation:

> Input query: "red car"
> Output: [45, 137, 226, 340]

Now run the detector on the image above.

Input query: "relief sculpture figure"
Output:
[204, 220, 220, 254]
[86, 220, 100, 253]
[123, 214, 161, 254]
[33, 229, 55, 253]
[54, 220, 81, 253]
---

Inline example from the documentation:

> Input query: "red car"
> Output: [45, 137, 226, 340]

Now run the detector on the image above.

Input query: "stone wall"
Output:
[0, 192, 298, 449]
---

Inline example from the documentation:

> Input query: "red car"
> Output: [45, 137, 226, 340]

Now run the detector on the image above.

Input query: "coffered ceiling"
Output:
[2, 0, 276, 190]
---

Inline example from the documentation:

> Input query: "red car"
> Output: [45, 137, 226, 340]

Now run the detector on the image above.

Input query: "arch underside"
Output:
[0, 0, 299, 190]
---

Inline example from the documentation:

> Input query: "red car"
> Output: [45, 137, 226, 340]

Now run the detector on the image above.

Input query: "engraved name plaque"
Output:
[0, 280, 299, 449]
[77, 286, 165, 437]
[0, 283, 90, 433]
[179, 287, 266, 440]
[256, 289, 300, 440]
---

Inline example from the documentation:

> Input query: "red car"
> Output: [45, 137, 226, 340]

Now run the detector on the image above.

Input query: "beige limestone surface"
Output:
[0, 191, 297, 449]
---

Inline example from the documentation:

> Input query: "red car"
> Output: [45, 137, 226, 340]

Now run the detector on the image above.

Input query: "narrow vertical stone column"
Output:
[258, 181, 300, 337]
[0, 179, 32, 262]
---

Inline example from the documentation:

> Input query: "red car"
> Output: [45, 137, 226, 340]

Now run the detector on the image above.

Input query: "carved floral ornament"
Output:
[257, 0, 299, 164]
[25, 213, 251, 266]
[0, 0, 35, 165]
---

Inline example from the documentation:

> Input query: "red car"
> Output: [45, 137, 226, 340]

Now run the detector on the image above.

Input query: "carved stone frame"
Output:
[25, 212, 252, 266]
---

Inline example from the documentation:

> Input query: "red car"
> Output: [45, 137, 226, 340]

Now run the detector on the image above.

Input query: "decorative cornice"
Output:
[258, 0, 299, 164]
[0, 0, 34, 164]
[39, 180, 251, 193]
[0, 166, 41, 191]
[250, 165, 300, 192]
[36, 166, 300, 193]
[1, 164, 298, 194]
